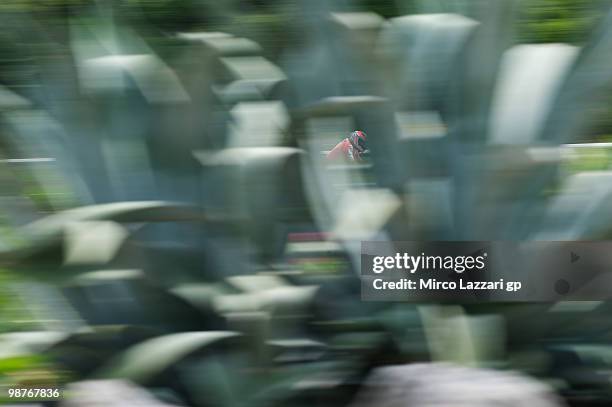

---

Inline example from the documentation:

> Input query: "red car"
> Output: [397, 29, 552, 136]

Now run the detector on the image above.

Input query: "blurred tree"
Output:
[516, 0, 607, 44]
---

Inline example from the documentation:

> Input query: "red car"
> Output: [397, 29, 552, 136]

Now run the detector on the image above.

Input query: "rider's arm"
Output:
[326, 139, 349, 161]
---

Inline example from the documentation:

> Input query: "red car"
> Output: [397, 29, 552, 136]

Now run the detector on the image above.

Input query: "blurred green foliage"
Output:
[516, 0, 606, 44]
[0, 355, 66, 404]
[0, 271, 39, 333]
[0, 0, 607, 43]
[0, 0, 86, 12]
[565, 144, 612, 173]
[358, 0, 403, 18]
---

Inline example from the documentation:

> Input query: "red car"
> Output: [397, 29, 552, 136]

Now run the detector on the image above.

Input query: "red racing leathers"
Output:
[326, 138, 364, 162]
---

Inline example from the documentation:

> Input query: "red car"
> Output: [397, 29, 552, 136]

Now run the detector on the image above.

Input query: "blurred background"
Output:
[1, 0, 612, 405]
